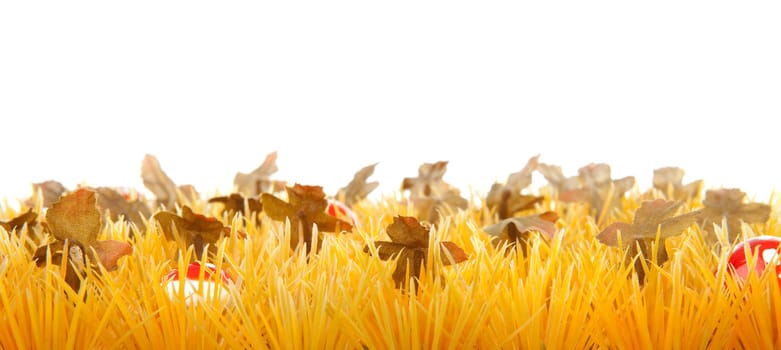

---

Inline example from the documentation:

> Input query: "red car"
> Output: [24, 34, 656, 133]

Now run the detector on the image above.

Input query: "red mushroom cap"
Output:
[326, 199, 359, 225]
[164, 262, 232, 285]
[727, 235, 781, 286]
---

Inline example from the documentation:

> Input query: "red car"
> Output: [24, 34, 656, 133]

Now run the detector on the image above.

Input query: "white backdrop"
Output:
[1, 1, 779, 202]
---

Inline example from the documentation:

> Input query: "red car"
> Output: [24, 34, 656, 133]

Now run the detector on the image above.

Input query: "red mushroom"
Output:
[727, 235, 781, 288]
[162, 262, 233, 305]
[326, 199, 359, 226]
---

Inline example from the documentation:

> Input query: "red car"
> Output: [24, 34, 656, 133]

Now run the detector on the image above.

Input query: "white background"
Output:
[1, 1, 779, 203]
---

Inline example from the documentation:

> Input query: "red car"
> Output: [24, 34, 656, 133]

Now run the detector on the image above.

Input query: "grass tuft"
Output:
[1, 187, 780, 349]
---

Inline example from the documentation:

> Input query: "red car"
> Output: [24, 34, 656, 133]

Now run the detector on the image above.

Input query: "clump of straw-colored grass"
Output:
[1, 189, 780, 349]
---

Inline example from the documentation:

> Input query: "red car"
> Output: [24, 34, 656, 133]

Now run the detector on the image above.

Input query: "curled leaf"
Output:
[386, 215, 430, 247]
[26, 180, 67, 208]
[34, 189, 133, 291]
[402, 161, 451, 198]
[1, 208, 38, 234]
[541, 162, 634, 221]
[411, 192, 468, 224]
[483, 211, 558, 253]
[142, 154, 178, 209]
[402, 161, 467, 222]
[262, 184, 352, 254]
[438, 241, 468, 265]
[486, 155, 543, 219]
[91, 240, 134, 271]
[483, 211, 558, 241]
[234, 151, 286, 196]
[363, 216, 468, 287]
[576, 163, 635, 215]
[208, 193, 263, 220]
[153, 206, 233, 259]
[94, 187, 151, 231]
[597, 199, 698, 282]
[47, 188, 102, 244]
[391, 249, 426, 288]
[141, 154, 198, 209]
[33, 240, 86, 291]
[337, 163, 379, 206]
[697, 188, 770, 243]
[652, 167, 702, 200]
[597, 200, 699, 247]
[537, 163, 580, 193]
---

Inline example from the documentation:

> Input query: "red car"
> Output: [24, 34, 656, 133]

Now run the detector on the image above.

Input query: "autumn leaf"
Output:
[141, 154, 198, 209]
[261, 184, 352, 254]
[575, 163, 635, 214]
[652, 167, 702, 200]
[364, 216, 468, 287]
[537, 163, 580, 193]
[410, 191, 469, 225]
[486, 155, 543, 219]
[141, 154, 177, 208]
[697, 188, 770, 243]
[0, 208, 38, 234]
[597, 199, 699, 282]
[25, 180, 67, 208]
[153, 206, 235, 259]
[178, 184, 199, 203]
[483, 211, 558, 249]
[402, 161, 467, 222]
[208, 193, 263, 221]
[34, 240, 86, 292]
[540, 163, 634, 222]
[402, 161, 451, 198]
[32, 189, 133, 291]
[486, 185, 542, 220]
[234, 151, 287, 196]
[94, 187, 151, 233]
[337, 163, 379, 206]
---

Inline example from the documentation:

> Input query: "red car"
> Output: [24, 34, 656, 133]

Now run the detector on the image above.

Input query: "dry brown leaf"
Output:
[597, 199, 699, 282]
[652, 167, 702, 200]
[46, 188, 103, 244]
[402, 161, 451, 198]
[1, 208, 38, 234]
[697, 188, 770, 243]
[234, 151, 287, 196]
[32, 240, 85, 291]
[209, 193, 263, 220]
[94, 187, 151, 232]
[386, 215, 430, 247]
[141, 154, 178, 209]
[486, 155, 543, 219]
[542, 163, 634, 221]
[141, 154, 199, 209]
[90, 240, 135, 271]
[506, 155, 540, 190]
[402, 161, 467, 222]
[337, 163, 379, 206]
[177, 184, 200, 204]
[576, 163, 635, 214]
[391, 249, 427, 289]
[438, 241, 469, 265]
[26, 180, 67, 208]
[486, 188, 543, 220]
[410, 192, 469, 224]
[262, 184, 352, 254]
[537, 163, 580, 192]
[363, 215, 468, 287]
[483, 211, 558, 247]
[32, 189, 133, 291]
[153, 206, 234, 259]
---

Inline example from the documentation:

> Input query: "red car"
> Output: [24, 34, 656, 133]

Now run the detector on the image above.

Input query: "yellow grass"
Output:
[1, 189, 780, 349]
